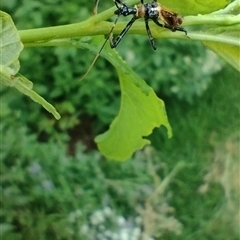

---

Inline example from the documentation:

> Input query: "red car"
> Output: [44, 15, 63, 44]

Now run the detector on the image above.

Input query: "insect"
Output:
[80, 0, 187, 80]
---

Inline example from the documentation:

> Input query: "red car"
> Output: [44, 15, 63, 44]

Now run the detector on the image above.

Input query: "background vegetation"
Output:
[1, 0, 239, 239]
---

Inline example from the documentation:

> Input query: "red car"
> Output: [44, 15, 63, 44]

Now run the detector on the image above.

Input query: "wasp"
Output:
[111, 0, 187, 50]
[80, 0, 187, 79]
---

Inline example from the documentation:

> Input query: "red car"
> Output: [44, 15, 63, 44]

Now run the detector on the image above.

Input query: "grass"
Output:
[151, 65, 240, 240]
[1, 65, 239, 240]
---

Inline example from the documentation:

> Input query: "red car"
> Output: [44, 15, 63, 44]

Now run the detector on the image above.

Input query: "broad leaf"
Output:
[130, 0, 230, 16]
[80, 38, 172, 160]
[95, 67, 171, 160]
[126, 0, 230, 16]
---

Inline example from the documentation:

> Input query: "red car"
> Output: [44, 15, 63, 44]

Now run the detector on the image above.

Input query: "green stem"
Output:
[22, 20, 240, 49]
[18, 0, 139, 43]
[187, 32, 240, 46]
[19, 13, 240, 46]
[184, 14, 240, 26]
[18, 0, 240, 45]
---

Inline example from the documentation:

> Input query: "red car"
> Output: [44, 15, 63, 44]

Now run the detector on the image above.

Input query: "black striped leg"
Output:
[152, 18, 188, 36]
[110, 17, 137, 48]
[114, 0, 124, 7]
[115, 0, 124, 3]
[114, 0, 120, 8]
[145, 19, 157, 50]
[173, 26, 188, 36]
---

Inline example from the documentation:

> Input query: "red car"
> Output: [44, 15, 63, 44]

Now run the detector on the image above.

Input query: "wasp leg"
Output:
[114, 0, 124, 7]
[172, 26, 188, 36]
[152, 18, 188, 36]
[80, 10, 121, 80]
[145, 18, 157, 50]
[111, 17, 136, 48]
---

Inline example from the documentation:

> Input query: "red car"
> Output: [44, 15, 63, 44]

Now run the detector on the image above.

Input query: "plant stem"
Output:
[184, 14, 240, 26]
[19, 13, 240, 45]
[18, 0, 139, 43]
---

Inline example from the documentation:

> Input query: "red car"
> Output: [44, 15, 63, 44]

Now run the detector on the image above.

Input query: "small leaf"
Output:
[0, 11, 61, 119]
[8, 74, 61, 120]
[0, 11, 23, 75]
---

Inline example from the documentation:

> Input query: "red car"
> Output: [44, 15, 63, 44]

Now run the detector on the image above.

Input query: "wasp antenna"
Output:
[79, 15, 120, 81]
[79, 54, 100, 81]
[79, 36, 109, 81]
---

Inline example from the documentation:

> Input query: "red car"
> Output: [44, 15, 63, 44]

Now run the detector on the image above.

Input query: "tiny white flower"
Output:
[134, 216, 142, 225]
[75, 209, 82, 217]
[98, 224, 105, 232]
[41, 179, 54, 191]
[132, 227, 141, 238]
[90, 210, 105, 225]
[80, 224, 89, 235]
[68, 212, 76, 223]
[119, 229, 130, 240]
[103, 206, 113, 217]
[104, 230, 113, 237]
[117, 216, 126, 226]
[111, 232, 119, 240]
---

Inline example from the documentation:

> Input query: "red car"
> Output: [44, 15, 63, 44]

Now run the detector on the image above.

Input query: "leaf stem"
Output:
[18, 0, 239, 45]
[18, 0, 139, 43]
[187, 31, 240, 46]
[19, 14, 240, 48]
[184, 14, 240, 26]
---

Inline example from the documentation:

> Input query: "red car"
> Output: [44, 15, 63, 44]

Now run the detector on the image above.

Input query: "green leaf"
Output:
[203, 26, 240, 72]
[204, 42, 240, 71]
[95, 68, 172, 160]
[0, 11, 61, 120]
[158, 0, 230, 15]
[186, 1, 240, 72]
[125, 0, 230, 16]
[0, 11, 23, 75]
[80, 38, 172, 160]
[4, 74, 61, 120]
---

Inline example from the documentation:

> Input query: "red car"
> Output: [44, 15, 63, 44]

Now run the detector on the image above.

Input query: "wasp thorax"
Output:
[176, 16, 183, 26]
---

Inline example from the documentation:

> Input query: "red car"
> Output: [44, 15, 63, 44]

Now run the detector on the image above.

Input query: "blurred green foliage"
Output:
[1, 0, 239, 239]
[2, 0, 224, 137]
[1, 67, 239, 239]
